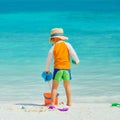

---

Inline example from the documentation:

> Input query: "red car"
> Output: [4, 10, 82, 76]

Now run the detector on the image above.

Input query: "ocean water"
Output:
[0, 10, 120, 102]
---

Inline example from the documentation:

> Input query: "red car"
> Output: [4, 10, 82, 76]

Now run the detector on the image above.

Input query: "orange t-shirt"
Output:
[53, 42, 70, 69]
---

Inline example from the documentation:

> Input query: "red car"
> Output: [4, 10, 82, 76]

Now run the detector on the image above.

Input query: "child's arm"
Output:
[45, 46, 54, 72]
[66, 43, 80, 64]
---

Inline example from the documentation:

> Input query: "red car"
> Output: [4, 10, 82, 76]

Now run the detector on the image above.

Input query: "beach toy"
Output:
[41, 71, 52, 90]
[71, 59, 76, 64]
[48, 105, 69, 112]
[43, 92, 59, 106]
[111, 103, 120, 107]
[41, 71, 52, 82]
[48, 105, 55, 109]
[42, 72, 59, 105]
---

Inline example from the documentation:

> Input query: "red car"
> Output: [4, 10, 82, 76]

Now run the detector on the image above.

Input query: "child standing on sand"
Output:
[45, 28, 80, 106]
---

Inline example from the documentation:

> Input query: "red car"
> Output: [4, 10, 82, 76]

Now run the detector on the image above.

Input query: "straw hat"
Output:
[49, 28, 68, 42]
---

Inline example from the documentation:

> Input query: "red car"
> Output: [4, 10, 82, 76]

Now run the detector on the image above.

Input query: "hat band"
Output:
[51, 33, 63, 37]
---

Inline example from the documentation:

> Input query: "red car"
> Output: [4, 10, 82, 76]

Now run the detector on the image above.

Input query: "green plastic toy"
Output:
[111, 103, 120, 107]
[72, 59, 76, 64]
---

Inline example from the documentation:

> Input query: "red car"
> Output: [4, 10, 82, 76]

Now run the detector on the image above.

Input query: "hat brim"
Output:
[49, 36, 68, 42]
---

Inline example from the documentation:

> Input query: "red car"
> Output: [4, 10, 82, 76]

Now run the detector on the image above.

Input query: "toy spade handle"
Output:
[48, 81, 51, 90]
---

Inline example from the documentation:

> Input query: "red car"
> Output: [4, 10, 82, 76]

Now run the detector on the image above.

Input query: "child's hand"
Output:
[45, 71, 50, 74]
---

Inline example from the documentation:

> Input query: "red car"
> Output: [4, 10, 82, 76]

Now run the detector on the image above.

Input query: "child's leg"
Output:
[51, 80, 59, 105]
[63, 80, 71, 106]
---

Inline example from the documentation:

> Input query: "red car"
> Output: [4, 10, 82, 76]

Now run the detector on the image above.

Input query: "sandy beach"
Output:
[0, 0, 120, 119]
[0, 101, 120, 120]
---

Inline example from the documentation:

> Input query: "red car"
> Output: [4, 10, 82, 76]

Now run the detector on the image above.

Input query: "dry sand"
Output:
[0, 101, 120, 120]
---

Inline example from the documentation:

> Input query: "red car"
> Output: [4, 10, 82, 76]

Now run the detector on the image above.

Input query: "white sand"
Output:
[0, 101, 120, 120]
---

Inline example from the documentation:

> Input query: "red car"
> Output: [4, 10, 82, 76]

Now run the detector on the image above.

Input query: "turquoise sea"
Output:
[0, 8, 120, 102]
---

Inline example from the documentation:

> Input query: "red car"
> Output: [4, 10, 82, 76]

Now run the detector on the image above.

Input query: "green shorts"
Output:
[53, 69, 71, 82]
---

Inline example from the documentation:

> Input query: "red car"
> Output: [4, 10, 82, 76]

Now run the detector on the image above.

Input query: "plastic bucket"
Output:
[43, 92, 59, 106]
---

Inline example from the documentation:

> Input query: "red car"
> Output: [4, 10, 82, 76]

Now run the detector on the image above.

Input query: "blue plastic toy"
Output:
[41, 72, 52, 82]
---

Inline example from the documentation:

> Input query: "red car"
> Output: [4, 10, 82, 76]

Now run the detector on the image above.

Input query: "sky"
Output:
[0, 0, 120, 12]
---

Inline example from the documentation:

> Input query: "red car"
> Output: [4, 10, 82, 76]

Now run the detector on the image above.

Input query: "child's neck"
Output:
[54, 40, 63, 44]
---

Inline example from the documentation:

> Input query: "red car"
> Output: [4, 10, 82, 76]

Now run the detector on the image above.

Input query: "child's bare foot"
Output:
[66, 103, 71, 106]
